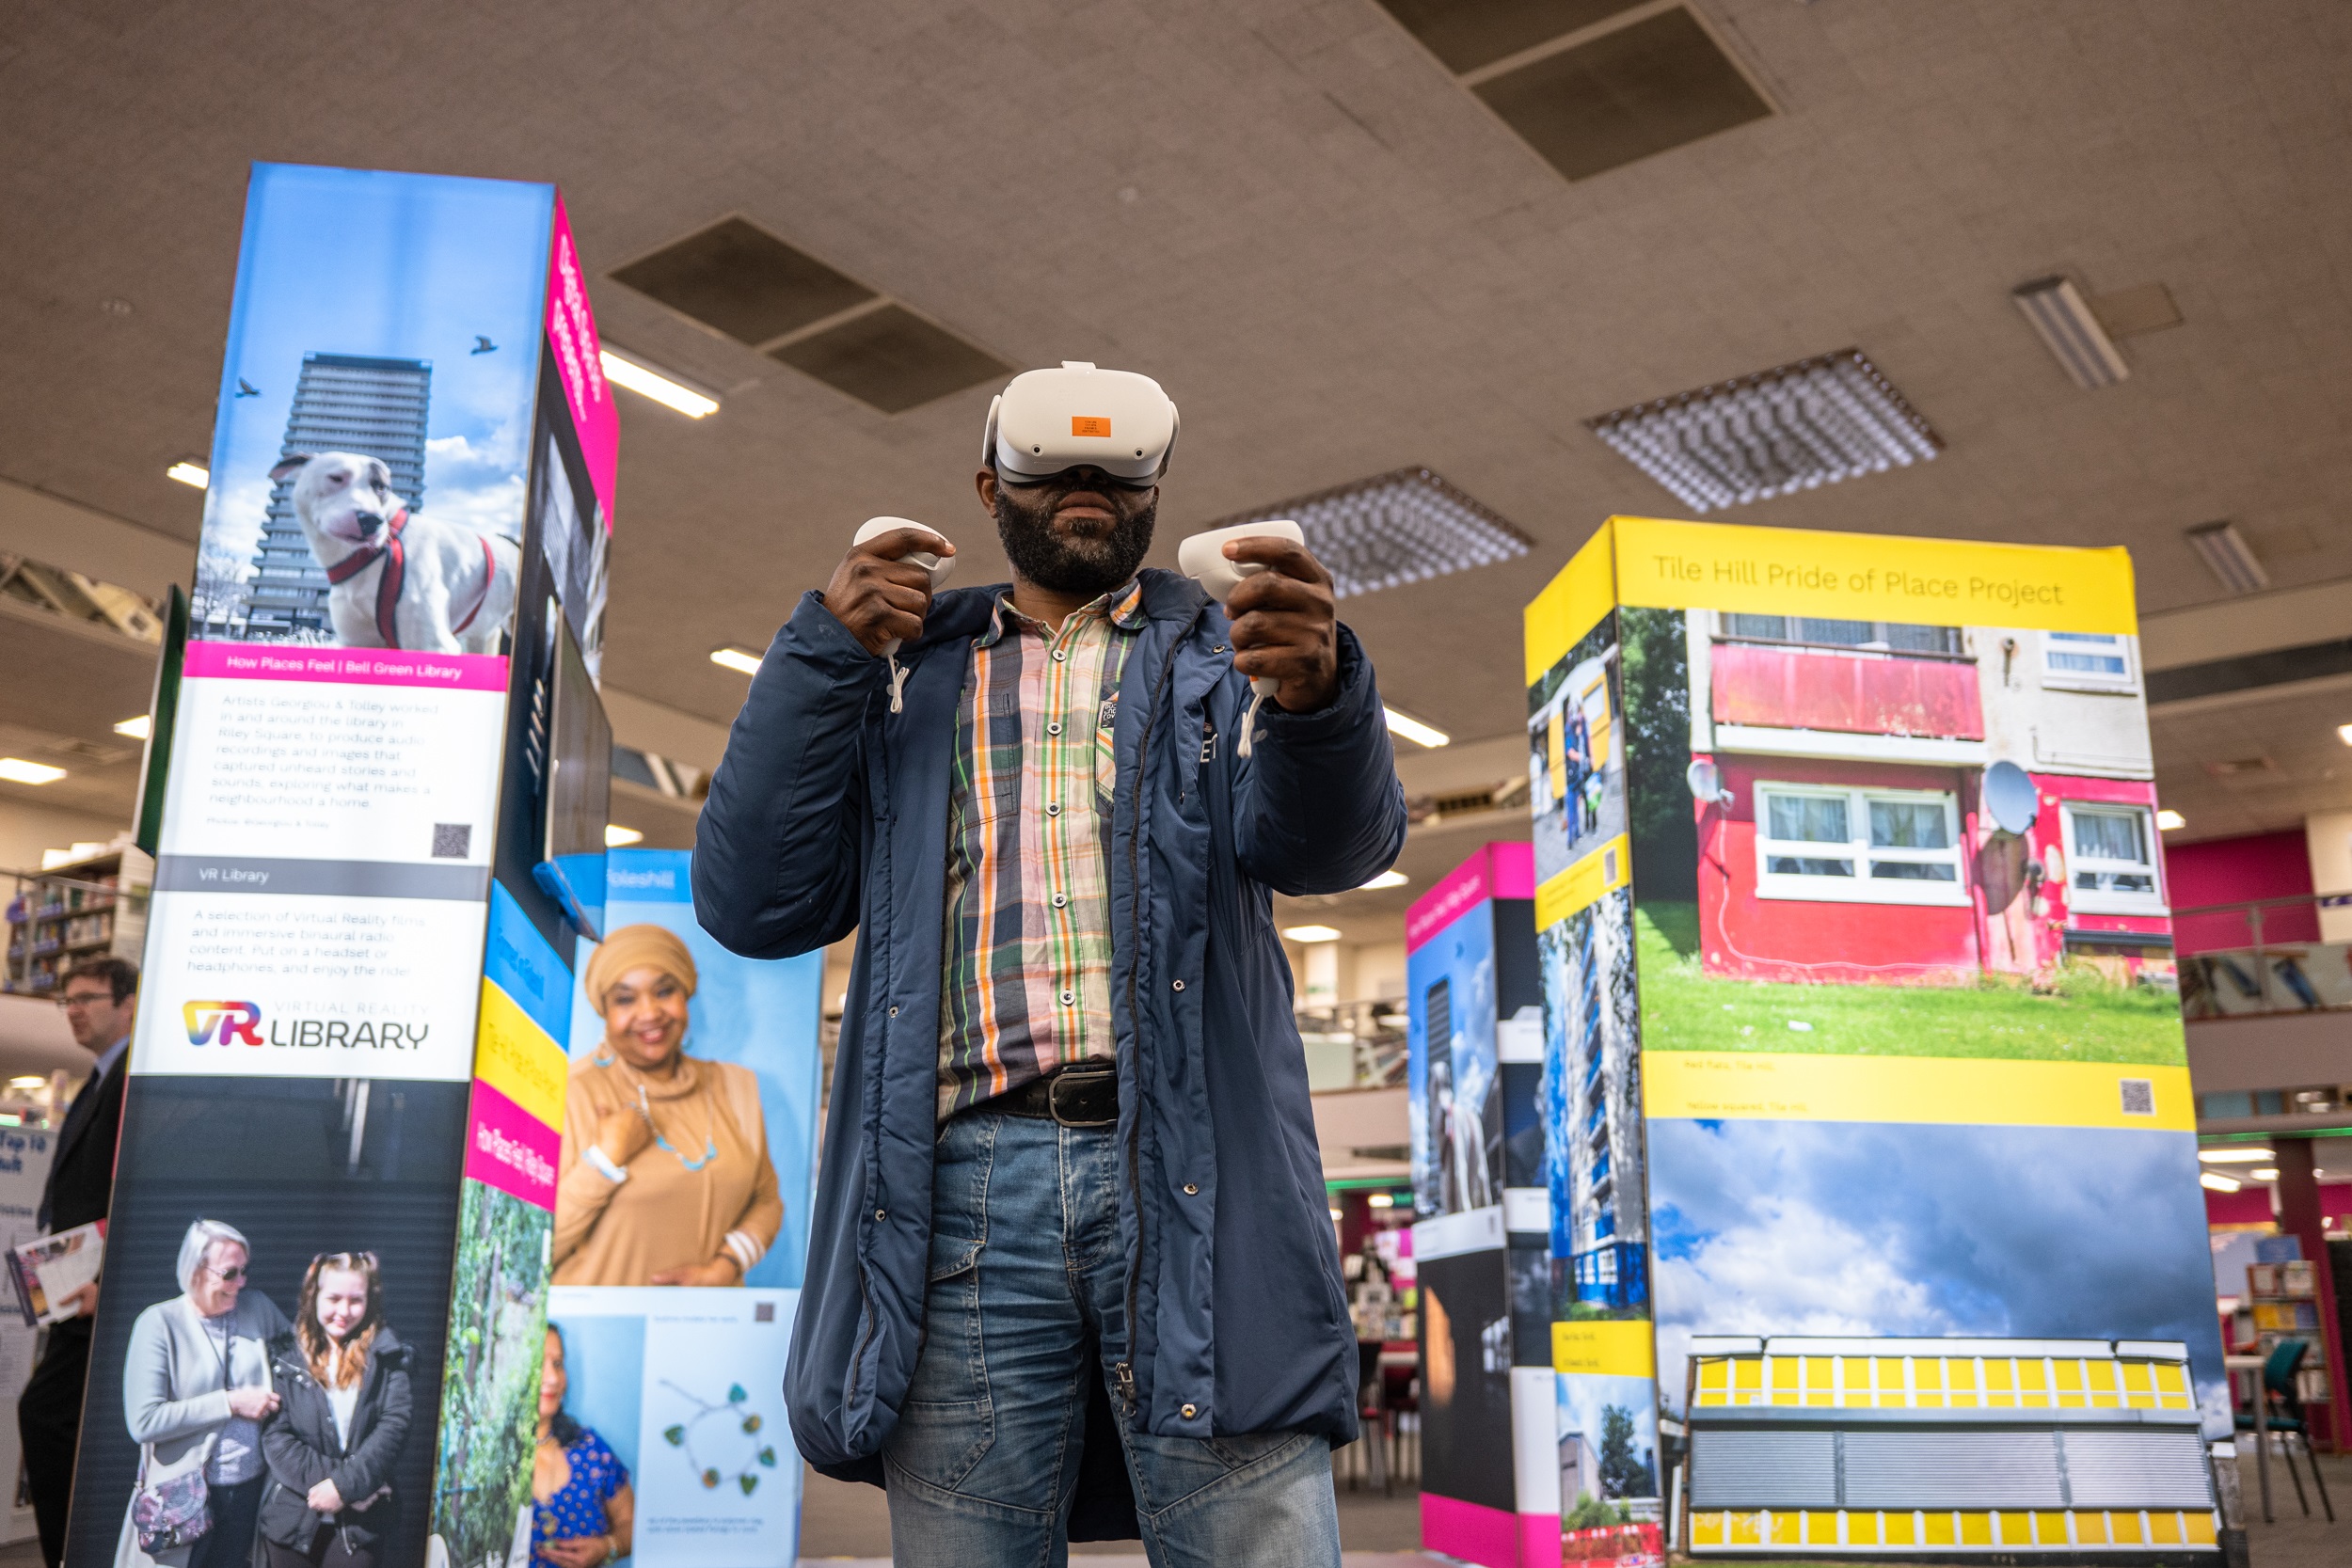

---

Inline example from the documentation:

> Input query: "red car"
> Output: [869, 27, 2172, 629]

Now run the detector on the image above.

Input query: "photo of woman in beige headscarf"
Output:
[553, 924, 783, 1288]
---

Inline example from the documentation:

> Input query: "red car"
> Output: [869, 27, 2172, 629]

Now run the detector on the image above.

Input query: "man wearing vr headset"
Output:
[697, 363, 1406, 1566]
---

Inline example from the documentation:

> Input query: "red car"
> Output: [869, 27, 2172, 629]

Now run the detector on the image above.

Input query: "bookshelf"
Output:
[3, 840, 151, 995]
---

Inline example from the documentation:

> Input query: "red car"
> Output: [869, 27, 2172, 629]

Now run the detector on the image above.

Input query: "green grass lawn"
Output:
[1634, 902, 2187, 1066]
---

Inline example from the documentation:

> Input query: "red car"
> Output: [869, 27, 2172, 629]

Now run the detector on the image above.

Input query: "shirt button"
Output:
[1052, 892, 1068, 908]
[1171, 979, 1185, 991]
[874, 1210, 887, 1222]
[1046, 721, 1062, 736]
[1045, 801, 1061, 816]
[1181, 1403, 1198, 1419]
[1059, 990, 1075, 1006]
[1053, 649, 1068, 662]
[888, 1006, 899, 1017]
[1184, 1183, 1199, 1196]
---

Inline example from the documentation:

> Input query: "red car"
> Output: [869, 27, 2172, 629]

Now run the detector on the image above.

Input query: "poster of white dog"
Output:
[191, 165, 548, 651]
[267, 450, 521, 653]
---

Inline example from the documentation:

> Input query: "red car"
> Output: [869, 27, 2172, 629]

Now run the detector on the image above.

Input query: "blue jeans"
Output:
[882, 1111, 1342, 1568]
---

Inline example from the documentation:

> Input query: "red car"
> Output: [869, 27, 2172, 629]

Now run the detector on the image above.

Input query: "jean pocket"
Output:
[894, 1247, 994, 1489]
[1205, 1428, 1311, 1473]
[905, 1242, 988, 1408]
[928, 1235, 981, 1283]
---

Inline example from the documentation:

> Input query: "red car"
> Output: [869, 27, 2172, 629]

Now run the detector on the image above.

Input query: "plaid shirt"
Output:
[936, 580, 1147, 1118]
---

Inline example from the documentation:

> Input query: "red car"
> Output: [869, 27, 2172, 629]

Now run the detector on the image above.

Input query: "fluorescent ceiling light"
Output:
[2338, 724, 2352, 747]
[2250, 1167, 2281, 1181]
[166, 460, 210, 488]
[2199, 1148, 2273, 1164]
[2185, 520, 2268, 594]
[1384, 707, 1450, 749]
[1587, 349, 1941, 514]
[709, 646, 763, 676]
[1367, 1192, 1396, 1209]
[601, 348, 719, 419]
[1359, 870, 1409, 891]
[1283, 925, 1343, 943]
[7, 1076, 45, 1089]
[2155, 809, 2185, 832]
[2198, 1172, 2242, 1194]
[1200, 468, 1531, 599]
[0, 758, 67, 785]
[605, 824, 644, 847]
[114, 715, 151, 739]
[2011, 276, 2130, 389]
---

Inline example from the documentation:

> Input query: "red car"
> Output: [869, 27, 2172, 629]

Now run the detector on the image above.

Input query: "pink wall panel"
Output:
[2164, 830, 2319, 954]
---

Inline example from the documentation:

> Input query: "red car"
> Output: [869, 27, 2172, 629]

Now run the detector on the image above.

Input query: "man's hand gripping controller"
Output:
[1176, 518, 1305, 758]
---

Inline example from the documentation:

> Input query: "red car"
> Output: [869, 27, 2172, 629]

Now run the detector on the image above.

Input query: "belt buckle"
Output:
[1047, 1066, 1117, 1128]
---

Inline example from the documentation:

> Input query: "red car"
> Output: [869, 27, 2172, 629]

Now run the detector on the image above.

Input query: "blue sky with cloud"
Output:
[1648, 1118, 2228, 1433]
[199, 164, 553, 581]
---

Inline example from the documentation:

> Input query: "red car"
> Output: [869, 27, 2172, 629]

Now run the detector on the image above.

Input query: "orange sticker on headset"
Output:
[1072, 416, 1112, 437]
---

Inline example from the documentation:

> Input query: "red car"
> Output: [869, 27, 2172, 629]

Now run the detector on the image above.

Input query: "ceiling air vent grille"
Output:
[1378, 1, 1772, 182]
[1203, 467, 1531, 599]
[1587, 349, 1943, 513]
[770, 304, 1011, 417]
[1374, 0, 1653, 74]
[612, 217, 875, 345]
[610, 216, 1009, 414]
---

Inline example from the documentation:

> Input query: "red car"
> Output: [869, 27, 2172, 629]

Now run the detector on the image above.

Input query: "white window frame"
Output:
[1753, 783, 1970, 907]
[2042, 631, 2138, 693]
[2060, 801, 2167, 915]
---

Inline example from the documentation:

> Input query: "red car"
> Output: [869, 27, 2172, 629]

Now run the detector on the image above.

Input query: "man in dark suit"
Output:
[18, 956, 135, 1568]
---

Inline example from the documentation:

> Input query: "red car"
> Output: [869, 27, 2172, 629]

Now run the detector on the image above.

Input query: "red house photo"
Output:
[1683, 613, 2170, 989]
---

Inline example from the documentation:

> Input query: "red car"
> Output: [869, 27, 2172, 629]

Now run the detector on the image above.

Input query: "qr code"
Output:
[755, 1302, 776, 1323]
[431, 824, 471, 860]
[2120, 1078, 2155, 1117]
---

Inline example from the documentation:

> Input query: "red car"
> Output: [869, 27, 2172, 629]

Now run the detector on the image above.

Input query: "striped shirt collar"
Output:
[976, 578, 1149, 647]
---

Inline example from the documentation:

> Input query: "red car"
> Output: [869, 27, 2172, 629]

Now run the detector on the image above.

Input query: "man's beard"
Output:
[993, 481, 1156, 599]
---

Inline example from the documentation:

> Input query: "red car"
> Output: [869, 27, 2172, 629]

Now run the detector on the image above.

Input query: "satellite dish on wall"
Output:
[1685, 759, 1733, 807]
[1983, 760, 2039, 836]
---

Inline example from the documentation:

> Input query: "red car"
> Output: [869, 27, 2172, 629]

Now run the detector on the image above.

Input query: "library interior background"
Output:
[1, 5, 2349, 1566]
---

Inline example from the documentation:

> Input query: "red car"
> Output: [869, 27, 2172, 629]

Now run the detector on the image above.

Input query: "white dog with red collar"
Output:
[268, 451, 520, 654]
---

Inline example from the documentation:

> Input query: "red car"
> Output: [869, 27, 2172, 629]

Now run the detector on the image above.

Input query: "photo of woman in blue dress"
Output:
[531, 1325, 633, 1568]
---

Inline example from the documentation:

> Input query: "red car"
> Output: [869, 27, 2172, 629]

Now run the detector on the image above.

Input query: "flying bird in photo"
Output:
[472, 335, 499, 355]
[235, 378, 261, 397]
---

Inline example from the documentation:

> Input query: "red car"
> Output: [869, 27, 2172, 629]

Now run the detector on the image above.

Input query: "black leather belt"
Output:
[976, 1063, 1120, 1127]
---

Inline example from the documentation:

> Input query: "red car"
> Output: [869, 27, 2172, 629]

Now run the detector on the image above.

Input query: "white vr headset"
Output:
[983, 361, 1179, 488]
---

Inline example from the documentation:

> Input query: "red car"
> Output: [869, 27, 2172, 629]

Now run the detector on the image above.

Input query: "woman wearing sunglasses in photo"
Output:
[118, 1219, 289, 1568]
[258, 1253, 413, 1568]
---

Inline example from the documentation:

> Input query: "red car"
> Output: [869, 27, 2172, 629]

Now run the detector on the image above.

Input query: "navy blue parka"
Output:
[692, 568, 1407, 1528]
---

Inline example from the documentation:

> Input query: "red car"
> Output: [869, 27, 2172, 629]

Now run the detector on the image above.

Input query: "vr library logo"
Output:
[181, 999, 428, 1051]
[183, 1000, 262, 1046]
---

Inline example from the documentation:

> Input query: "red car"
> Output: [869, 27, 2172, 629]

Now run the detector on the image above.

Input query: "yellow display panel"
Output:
[1645, 1053, 2196, 1132]
[472, 976, 567, 1130]
[1522, 521, 1618, 682]
[1685, 1349, 2197, 1411]
[1534, 833, 1630, 929]
[1685, 1509, 2220, 1556]
[1551, 1318, 1656, 1377]
[1608, 515, 2138, 635]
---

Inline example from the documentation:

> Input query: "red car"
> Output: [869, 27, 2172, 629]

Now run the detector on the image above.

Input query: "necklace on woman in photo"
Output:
[634, 1082, 718, 1172]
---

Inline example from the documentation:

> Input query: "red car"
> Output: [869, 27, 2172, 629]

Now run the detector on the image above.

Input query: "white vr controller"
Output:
[1177, 518, 1305, 757]
[853, 515, 955, 711]
[850, 508, 1305, 751]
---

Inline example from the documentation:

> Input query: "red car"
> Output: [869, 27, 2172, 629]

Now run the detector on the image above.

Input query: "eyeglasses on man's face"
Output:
[57, 990, 115, 1010]
[205, 1263, 248, 1283]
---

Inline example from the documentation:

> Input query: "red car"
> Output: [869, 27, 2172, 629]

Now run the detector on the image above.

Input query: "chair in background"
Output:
[2234, 1338, 2336, 1522]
